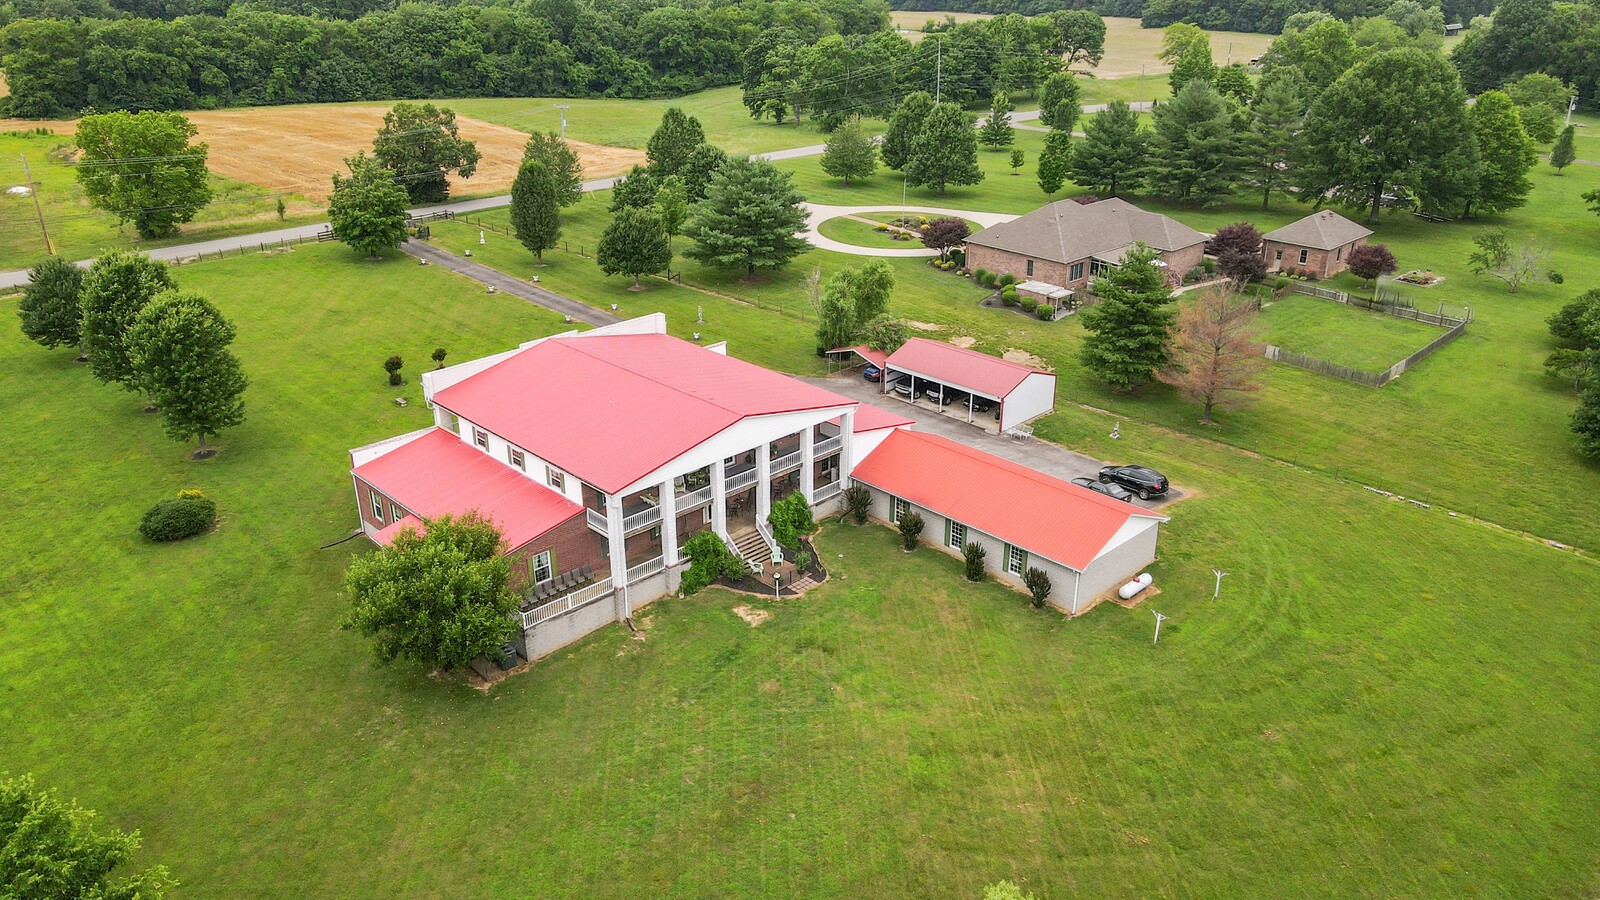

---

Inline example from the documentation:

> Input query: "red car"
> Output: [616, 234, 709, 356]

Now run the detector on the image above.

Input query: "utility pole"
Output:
[19, 154, 54, 256]
[1566, 94, 1577, 127]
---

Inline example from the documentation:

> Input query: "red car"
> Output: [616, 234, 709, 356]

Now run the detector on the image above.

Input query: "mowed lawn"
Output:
[816, 215, 931, 249]
[3, 242, 1600, 896]
[1256, 293, 1445, 373]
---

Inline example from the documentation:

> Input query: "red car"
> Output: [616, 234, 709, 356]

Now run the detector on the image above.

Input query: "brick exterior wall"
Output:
[354, 476, 405, 533]
[508, 513, 605, 589]
[1265, 236, 1368, 279]
[966, 242, 1206, 300]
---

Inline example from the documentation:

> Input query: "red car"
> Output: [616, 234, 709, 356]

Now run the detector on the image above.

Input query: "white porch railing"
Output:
[585, 507, 608, 533]
[771, 450, 802, 474]
[812, 480, 842, 502]
[726, 467, 759, 491]
[621, 504, 661, 534]
[520, 577, 614, 628]
[626, 555, 665, 584]
[814, 435, 843, 456]
[754, 519, 782, 564]
[676, 484, 715, 511]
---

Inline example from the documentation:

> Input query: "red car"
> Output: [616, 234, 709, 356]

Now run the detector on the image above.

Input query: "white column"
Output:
[800, 427, 816, 501]
[756, 442, 772, 524]
[605, 492, 627, 613]
[840, 408, 857, 478]
[658, 478, 679, 566]
[710, 458, 728, 539]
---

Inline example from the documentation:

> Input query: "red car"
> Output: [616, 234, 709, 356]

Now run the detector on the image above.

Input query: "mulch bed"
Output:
[716, 537, 830, 597]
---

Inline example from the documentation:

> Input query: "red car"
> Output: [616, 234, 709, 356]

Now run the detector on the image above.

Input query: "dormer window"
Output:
[508, 447, 526, 470]
[473, 428, 488, 450]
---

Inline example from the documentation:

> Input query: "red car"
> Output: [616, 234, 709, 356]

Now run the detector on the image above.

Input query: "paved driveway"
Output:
[808, 372, 1182, 509]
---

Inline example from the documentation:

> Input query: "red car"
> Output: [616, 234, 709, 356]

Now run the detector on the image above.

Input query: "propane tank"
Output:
[1117, 572, 1154, 600]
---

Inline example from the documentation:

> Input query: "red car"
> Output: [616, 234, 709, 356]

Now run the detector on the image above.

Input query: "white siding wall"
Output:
[1079, 521, 1160, 601]
[999, 371, 1057, 432]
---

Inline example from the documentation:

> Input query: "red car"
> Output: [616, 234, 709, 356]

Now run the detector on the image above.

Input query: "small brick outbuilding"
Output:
[1262, 210, 1372, 279]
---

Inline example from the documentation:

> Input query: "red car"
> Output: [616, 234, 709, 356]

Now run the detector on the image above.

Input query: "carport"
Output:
[826, 344, 889, 375]
[882, 338, 1057, 434]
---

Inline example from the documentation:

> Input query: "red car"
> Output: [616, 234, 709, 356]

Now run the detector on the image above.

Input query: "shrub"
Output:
[1202, 257, 1216, 273]
[769, 490, 815, 550]
[680, 530, 749, 595]
[1551, 271, 1565, 285]
[176, 488, 205, 500]
[1185, 265, 1207, 283]
[1036, 304, 1054, 320]
[1023, 567, 1052, 609]
[139, 496, 217, 542]
[1001, 294, 1018, 307]
[842, 484, 872, 524]
[1275, 276, 1291, 290]
[796, 550, 815, 571]
[948, 248, 965, 267]
[898, 511, 924, 550]
[973, 266, 990, 283]
[1020, 298, 1038, 313]
[998, 273, 1017, 287]
[1000, 284, 1017, 298]
[383, 354, 404, 386]
[963, 541, 987, 580]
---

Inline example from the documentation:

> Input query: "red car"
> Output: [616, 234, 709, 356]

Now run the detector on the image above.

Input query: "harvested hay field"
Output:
[0, 104, 645, 200]
[186, 106, 644, 199]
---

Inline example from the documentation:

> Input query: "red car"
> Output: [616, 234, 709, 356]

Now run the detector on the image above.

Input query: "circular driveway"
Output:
[801, 203, 1018, 257]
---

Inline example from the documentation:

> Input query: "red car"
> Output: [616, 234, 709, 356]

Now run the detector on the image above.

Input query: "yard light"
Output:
[479, 230, 486, 245]
[1152, 611, 1169, 644]
[774, 570, 781, 601]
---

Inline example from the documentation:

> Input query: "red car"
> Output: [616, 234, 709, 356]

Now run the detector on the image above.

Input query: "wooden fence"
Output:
[1291, 283, 1471, 327]
[1265, 318, 1467, 387]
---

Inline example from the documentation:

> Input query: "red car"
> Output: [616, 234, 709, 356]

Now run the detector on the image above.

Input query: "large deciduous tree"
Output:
[680, 143, 729, 202]
[79, 250, 174, 397]
[978, 92, 1015, 150]
[906, 103, 984, 195]
[921, 218, 970, 261]
[1167, 34, 1217, 95]
[75, 110, 211, 238]
[510, 160, 562, 262]
[1299, 48, 1476, 223]
[126, 290, 248, 455]
[17, 255, 84, 353]
[1463, 90, 1537, 217]
[1208, 222, 1266, 285]
[653, 175, 689, 278]
[0, 773, 174, 899]
[1078, 244, 1176, 389]
[1037, 72, 1082, 133]
[645, 107, 706, 178]
[683, 156, 808, 280]
[1158, 288, 1267, 424]
[596, 206, 671, 289]
[881, 91, 936, 171]
[1573, 386, 1600, 461]
[343, 511, 518, 671]
[1047, 9, 1106, 67]
[1070, 101, 1145, 197]
[372, 102, 479, 204]
[609, 164, 659, 212]
[1143, 79, 1242, 207]
[813, 259, 896, 353]
[820, 115, 878, 184]
[521, 131, 583, 206]
[328, 151, 410, 259]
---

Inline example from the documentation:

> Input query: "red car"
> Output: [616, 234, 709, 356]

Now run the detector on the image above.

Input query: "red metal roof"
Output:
[371, 514, 424, 547]
[433, 334, 855, 493]
[829, 345, 889, 368]
[851, 404, 915, 432]
[353, 428, 582, 550]
[850, 430, 1164, 571]
[885, 339, 1049, 399]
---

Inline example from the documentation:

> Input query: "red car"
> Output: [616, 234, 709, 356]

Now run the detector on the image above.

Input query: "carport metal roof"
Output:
[884, 338, 1048, 400]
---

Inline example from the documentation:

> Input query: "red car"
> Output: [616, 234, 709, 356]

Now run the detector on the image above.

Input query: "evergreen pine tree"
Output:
[881, 91, 935, 171]
[1069, 101, 1145, 196]
[1551, 125, 1577, 174]
[820, 116, 878, 184]
[978, 92, 1015, 149]
[1143, 79, 1243, 206]
[645, 108, 706, 177]
[1078, 245, 1176, 389]
[682, 157, 809, 280]
[1037, 129, 1072, 198]
[510, 160, 562, 262]
[905, 102, 984, 195]
[1243, 76, 1306, 209]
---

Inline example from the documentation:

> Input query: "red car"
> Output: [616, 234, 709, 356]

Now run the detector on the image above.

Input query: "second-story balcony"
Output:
[585, 497, 664, 536]
[814, 434, 843, 456]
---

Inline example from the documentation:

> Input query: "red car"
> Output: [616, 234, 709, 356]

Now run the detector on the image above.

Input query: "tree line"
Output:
[0, 0, 890, 117]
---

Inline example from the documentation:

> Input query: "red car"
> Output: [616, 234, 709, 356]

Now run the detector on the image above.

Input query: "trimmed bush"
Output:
[383, 354, 404, 386]
[898, 511, 924, 551]
[140, 496, 217, 542]
[963, 541, 986, 581]
[1020, 298, 1038, 313]
[1024, 567, 1052, 609]
[680, 529, 749, 595]
[1001, 295, 1018, 307]
[1275, 276, 1291, 290]
[948, 248, 965, 267]
[973, 267, 990, 283]
[842, 484, 872, 524]
[769, 490, 815, 550]
[998, 273, 1017, 287]
[1036, 304, 1054, 320]
[1201, 258, 1216, 273]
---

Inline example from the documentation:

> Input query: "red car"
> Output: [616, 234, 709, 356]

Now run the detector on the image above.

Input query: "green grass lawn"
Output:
[817, 215, 927, 249]
[4, 240, 1600, 896]
[1256, 293, 1445, 373]
[0, 131, 325, 269]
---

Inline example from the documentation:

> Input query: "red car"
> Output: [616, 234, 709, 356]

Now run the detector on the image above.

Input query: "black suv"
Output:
[1098, 465, 1168, 500]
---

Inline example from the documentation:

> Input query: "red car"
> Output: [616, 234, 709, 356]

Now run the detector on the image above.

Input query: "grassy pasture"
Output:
[3, 241, 1600, 896]
[1256, 292, 1445, 372]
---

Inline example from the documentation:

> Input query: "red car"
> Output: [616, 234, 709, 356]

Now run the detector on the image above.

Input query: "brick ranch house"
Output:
[1261, 210, 1372, 279]
[962, 197, 1209, 312]
[348, 315, 1168, 663]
